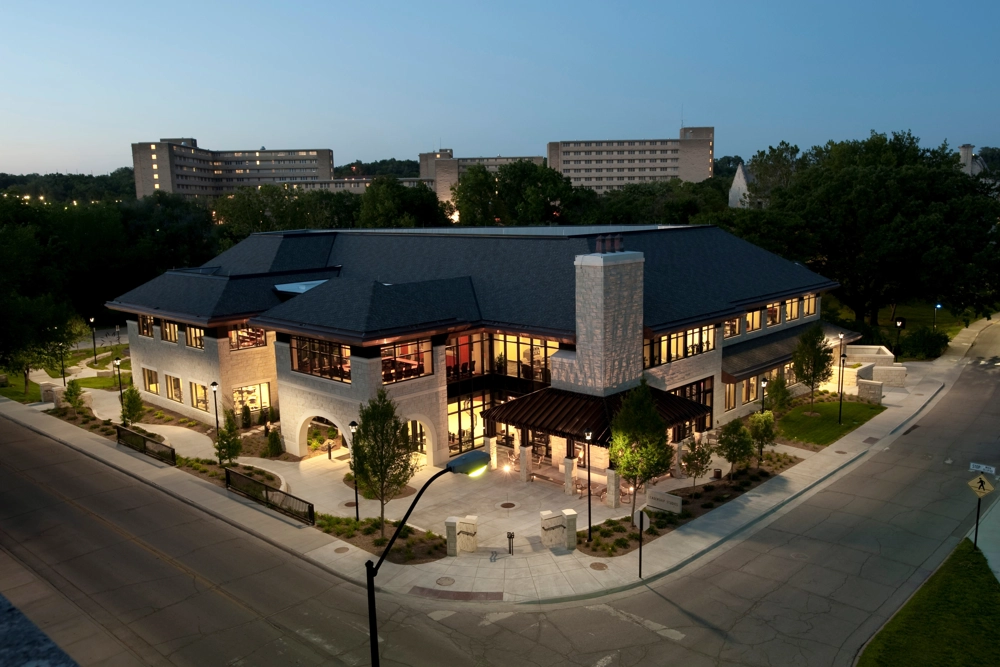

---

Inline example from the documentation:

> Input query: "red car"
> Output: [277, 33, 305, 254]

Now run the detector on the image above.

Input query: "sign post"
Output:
[633, 506, 647, 579]
[967, 473, 995, 550]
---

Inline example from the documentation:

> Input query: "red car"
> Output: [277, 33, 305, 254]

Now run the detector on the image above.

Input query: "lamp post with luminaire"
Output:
[934, 303, 941, 331]
[349, 420, 360, 521]
[365, 449, 490, 666]
[760, 377, 768, 413]
[837, 332, 846, 425]
[210, 381, 220, 444]
[89, 317, 97, 365]
[584, 428, 593, 543]
[114, 357, 123, 422]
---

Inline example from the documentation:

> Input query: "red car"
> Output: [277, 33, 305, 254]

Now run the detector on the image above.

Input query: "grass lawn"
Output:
[76, 374, 131, 390]
[859, 538, 1000, 667]
[823, 295, 968, 339]
[0, 373, 42, 403]
[779, 401, 885, 446]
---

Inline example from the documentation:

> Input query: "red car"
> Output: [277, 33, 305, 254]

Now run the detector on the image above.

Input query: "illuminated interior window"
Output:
[153, 164, 158, 169]
[151, 154, 156, 160]
[154, 184, 159, 189]
[153, 174, 158, 180]
[150, 144, 156, 149]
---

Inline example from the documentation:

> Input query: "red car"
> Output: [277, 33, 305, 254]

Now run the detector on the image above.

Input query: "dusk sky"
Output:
[2, 0, 997, 175]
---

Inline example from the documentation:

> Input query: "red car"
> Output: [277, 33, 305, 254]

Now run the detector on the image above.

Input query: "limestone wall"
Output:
[873, 364, 907, 387]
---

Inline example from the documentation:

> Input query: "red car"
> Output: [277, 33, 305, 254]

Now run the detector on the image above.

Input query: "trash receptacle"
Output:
[713, 468, 722, 479]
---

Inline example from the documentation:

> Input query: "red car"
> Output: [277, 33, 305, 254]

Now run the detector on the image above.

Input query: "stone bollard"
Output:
[445, 516, 459, 557]
[857, 379, 884, 405]
[457, 515, 478, 553]
[564, 457, 576, 495]
[605, 469, 621, 508]
[539, 510, 565, 548]
[488, 437, 497, 471]
[520, 445, 530, 483]
[562, 509, 578, 550]
[39, 382, 57, 406]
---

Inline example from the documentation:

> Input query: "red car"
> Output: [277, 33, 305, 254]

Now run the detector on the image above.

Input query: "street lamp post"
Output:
[894, 318, 905, 362]
[837, 333, 845, 425]
[584, 428, 593, 543]
[365, 450, 490, 667]
[89, 317, 97, 365]
[114, 358, 123, 422]
[760, 377, 768, 413]
[349, 420, 359, 522]
[210, 382, 220, 458]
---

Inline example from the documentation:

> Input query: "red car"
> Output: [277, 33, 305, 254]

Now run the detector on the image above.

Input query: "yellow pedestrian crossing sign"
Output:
[969, 474, 995, 499]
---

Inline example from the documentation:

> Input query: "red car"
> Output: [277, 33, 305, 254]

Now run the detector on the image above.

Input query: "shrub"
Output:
[603, 519, 620, 527]
[372, 537, 388, 547]
[599, 527, 614, 539]
[102, 418, 112, 425]
[765, 375, 791, 412]
[362, 524, 377, 536]
[692, 492, 702, 499]
[701, 501, 715, 509]
[241, 404, 252, 429]
[268, 405, 279, 423]
[613, 524, 627, 533]
[162, 415, 173, 422]
[613, 537, 630, 548]
[627, 532, 641, 541]
[121, 385, 144, 426]
[257, 408, 269, 426]
[902, 326, 950, 360]
[680, 510, 693, 519]
[89, 423, 100, 430]
[266, 428, 283, 457]
[644, 525, 659, 536]
[153, 410, 165, 419]
[759, 470, 770, 477]
[703, 484, 715, 492]
[63, 379, 84, 411]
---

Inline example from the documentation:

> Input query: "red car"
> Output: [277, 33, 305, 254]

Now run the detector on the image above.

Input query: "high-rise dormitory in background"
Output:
[133, 127, 715, 202]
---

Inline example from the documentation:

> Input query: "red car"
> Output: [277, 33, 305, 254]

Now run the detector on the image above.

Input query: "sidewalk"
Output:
[1, 320, 990, 604]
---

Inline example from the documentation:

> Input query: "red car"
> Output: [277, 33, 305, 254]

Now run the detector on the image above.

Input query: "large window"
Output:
[290, 336, 351, 383]
[165, 374, 182, 402]
[644, 325, 716, 368]
[233, 383, 270, 414]
[783, 362, 797, 385]
[161, 320, 178, 343]
[187, 326, 205, 349]
[725, 382, 737, 411]
[785, 299, 800, 322]
[448, 390, 489, 456]
[381, 339, 432, 384]
[142, 368, 159, 394]
[668, 377, 713, 441]
[766, 303, 781, 327]
[229, 324, 266, 350]
[492, 334, 559, 382]
[803, 294, 817, 316]
[723, 318, 740, 339]
[745, 310, 762, 333]
[742, 376, 759, 403]
[138, 314, 154, 337]
[191, 383, 209, 411]
[446, 333, 487, 382]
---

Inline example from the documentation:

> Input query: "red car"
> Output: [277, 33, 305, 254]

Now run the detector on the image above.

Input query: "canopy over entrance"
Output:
[481, 386, 711, 447]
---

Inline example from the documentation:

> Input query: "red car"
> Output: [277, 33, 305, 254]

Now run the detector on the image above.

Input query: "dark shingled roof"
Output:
[481, 386, 711, 447]
[109, 226, 837, 337]
[722, 321, 862, 382]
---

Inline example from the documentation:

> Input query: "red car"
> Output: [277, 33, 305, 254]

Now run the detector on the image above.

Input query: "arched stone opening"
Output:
[292, 412, 347, 458]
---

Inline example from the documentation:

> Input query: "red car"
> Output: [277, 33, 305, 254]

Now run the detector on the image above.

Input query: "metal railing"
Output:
[115, 425, 176, 465]
[224, 468, 315, 525]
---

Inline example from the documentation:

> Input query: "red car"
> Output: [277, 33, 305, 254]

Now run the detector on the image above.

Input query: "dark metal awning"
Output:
[481, 386, 711, 447]
[722, 321, 862, 383]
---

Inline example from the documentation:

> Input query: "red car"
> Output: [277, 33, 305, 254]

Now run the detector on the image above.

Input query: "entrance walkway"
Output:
[2, 317, 991, 604]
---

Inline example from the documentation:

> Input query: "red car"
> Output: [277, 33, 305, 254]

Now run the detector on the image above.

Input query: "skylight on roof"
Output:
[274, 279, 328, 294]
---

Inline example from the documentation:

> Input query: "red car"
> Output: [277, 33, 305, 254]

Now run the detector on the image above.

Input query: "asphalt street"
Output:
[1, 322, 998, 666]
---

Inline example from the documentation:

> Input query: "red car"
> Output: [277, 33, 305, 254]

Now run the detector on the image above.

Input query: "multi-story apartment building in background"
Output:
[132, 138, 334, 200]
[418, 149, 545, 203]
[547, 127, 715, 192]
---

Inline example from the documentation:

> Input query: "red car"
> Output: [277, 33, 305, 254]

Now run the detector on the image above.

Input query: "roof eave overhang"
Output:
[105, 301, 262, 327]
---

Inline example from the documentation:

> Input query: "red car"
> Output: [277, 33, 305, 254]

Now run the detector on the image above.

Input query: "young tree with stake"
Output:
[681, 437, 715, 489]
[716, 419, 754, 481]
[792, 324, 833, 407]
[748, 410, 777, 468]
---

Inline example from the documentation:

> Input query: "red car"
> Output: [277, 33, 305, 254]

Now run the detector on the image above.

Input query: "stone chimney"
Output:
[550, 248, 645, 396]
[960, 144, 975, 175]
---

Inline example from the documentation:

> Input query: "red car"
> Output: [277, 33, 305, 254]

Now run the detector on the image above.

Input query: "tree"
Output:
[121, 384, 143, 426]
[977, 147, 1000, 173]
[333, 158, 419, 178]
[681, 437, 714, 489]
[241, 404, 252, 429]
[748, 411, 777, 468]
[494, 161, 574, 226]
[765, 375, 791, 413]
[745, 141, 801, 208]
[608, 378, 673, 525]
[716, 419, 753, 481]
[216, 408, 242, 466]
[63, 378, 83, 411]
[450, 164, 499, 226]
[266, 427, 284, 457]
[358, 177, 448, 228]
[713, 155, 744, 180]
[792, 324, 834, 406]
[352, 388, 421, 537]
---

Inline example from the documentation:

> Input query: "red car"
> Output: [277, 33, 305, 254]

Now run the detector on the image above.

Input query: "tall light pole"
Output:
[365, 450, 490, 667]
[584, 428, 593, 543]
[838, 357, 847, 427]
[894, 318, 905, 362]
[934, 303, 941, 331]
[760, 377, 768, 414]
[210, 382, 220, 459]
[349, 420, 359, 522]
[89, 317, 97, 365]
[114, 357, 123, 423]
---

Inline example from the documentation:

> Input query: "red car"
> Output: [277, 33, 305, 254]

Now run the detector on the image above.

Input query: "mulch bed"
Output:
[174, 457, 280, 490]
[342, 473, 417, 501]
[138, 404, 214, 435]
[576, 454, 802, 558]
[46, 406, 119, 441]
[314, 515, 447, 564]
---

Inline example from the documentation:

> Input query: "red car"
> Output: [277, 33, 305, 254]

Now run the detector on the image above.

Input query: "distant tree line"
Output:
[0, 167, 136, 203]
[332, 158, 419, 178]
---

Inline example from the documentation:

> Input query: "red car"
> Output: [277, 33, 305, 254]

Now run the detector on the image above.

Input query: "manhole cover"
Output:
[835, 450, 847, 454]
[345, 501, 357, 507]
[500, 502, 516, 508]
[335, 547, 349, 554]
[436, 577, 455, 587]
[590, 562, 608, 571]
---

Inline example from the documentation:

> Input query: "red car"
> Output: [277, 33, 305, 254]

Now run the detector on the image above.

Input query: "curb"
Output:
[0, 405, 369, 593]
